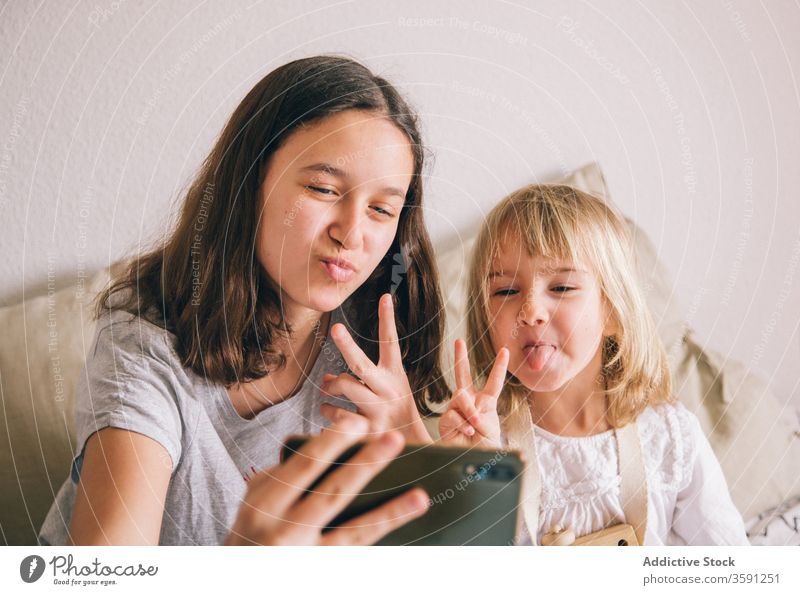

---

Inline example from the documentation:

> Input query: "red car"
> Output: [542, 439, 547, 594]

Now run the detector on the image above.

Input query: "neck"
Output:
[227, 304, 331, 420]
[281, 303, 327, 348]
[528, 349, 609, 437]
[271, 302, 330, 382]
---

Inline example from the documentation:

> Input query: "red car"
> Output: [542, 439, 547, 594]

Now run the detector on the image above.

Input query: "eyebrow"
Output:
[299, 162, 407, 200]
[299, 162, 348, 177]
[488, 267, 587, 279]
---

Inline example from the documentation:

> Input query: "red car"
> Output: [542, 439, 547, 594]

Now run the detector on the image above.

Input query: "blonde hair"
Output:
[466, 184, 673, 428]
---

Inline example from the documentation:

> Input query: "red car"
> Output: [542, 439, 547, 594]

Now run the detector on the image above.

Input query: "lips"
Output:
[320, 257, 357, 283]
[523, 340, 555, 350]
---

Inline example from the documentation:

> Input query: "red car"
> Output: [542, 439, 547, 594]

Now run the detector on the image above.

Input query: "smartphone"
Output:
[281, 437, 524, 545]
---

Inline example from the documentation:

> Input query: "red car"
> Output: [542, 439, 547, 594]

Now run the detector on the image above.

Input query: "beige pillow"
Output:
[0, 265, 119, 544]
[673, 334, 800, 519]
[434, 162, 800, 518]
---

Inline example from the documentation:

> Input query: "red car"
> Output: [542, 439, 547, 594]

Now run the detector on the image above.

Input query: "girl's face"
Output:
[257, 110, 413, 315]
[486, 237, 614, 395]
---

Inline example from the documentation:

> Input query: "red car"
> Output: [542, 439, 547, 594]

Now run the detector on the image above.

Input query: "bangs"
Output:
[489, 185, 605, 270]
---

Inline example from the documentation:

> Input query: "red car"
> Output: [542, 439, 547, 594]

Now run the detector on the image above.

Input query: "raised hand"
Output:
[319, 293, 433, 444]
[438, 339, 508, 449]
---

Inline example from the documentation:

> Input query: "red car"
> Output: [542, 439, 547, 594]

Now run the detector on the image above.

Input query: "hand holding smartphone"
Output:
[281, 437, 523, 545]
[225, 419, 428, 545]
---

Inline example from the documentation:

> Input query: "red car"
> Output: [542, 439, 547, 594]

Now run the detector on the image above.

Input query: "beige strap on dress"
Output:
[503, 404, 541, 545]
[615, 422, 649, 546]
[506, 409, 648, 546]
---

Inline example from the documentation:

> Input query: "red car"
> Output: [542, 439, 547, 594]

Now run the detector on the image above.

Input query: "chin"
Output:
[513, 368, 565, 393]
[304, 286, 353, 313]
[524, 379, 563, 393]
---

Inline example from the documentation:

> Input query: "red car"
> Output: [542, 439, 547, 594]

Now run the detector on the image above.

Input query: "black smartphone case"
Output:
[281, 438, 524, 545]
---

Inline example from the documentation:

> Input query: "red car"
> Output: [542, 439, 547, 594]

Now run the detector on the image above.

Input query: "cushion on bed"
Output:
[0, 265, 119, 544]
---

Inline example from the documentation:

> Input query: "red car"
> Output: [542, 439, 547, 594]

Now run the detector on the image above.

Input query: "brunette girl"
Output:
[38, 56, 446, 546]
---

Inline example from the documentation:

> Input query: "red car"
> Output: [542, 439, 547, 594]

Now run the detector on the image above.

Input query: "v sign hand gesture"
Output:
[438, 339, 509, 449]
[319, 293, 433, 444]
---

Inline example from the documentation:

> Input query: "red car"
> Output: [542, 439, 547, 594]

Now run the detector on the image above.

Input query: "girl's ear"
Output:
[601, 299, 620, 338]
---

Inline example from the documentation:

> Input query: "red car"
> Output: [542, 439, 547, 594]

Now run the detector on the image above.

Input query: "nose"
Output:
[328, 197, 364, 251]
[517, 290, 548, 326]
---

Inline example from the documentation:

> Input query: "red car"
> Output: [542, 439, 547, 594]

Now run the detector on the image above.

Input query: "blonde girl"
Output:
[439, 184, 748, 546]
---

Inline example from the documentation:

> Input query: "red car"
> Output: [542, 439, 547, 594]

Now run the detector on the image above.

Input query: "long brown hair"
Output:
[96, 55, 448, 413]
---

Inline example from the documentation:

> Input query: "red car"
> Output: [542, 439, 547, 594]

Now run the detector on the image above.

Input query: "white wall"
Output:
[1, 0, 798, 408]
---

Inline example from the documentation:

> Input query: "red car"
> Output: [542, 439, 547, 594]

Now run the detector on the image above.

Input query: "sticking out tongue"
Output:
[526, 345, 555, 371]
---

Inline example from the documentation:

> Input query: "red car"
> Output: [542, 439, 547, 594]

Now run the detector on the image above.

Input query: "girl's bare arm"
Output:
[68, 428, 172, 545]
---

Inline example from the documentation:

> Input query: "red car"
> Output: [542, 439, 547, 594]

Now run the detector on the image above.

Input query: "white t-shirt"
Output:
[524, 403, 749, 545]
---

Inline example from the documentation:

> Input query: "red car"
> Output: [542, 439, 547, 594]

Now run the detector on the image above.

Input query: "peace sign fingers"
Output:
[440, 340, 507, 449]
[480, 347, 510, 405]
[453, 338, 475, 393]
[331, 323, 384, 393]
[378, 293, 402, 371]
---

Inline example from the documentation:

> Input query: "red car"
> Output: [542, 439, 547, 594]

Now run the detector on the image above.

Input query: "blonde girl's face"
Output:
[486, 237, 614, 394]
[256, 110, 413, 314]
